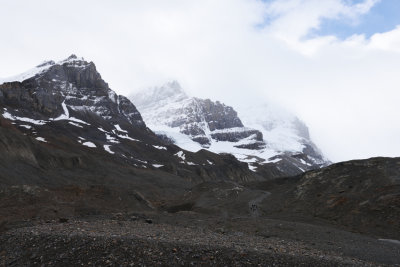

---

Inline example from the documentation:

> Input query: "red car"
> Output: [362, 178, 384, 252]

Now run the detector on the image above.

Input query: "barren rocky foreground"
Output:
[1, 213, 399, 266]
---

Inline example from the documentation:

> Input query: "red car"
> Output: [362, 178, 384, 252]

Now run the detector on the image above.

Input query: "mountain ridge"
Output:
[0, 55, 258, 183]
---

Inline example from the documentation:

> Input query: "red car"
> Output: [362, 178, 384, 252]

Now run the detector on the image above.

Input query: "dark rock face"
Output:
[191, 136, 211, 146]
[168, 98, 243, 131]
[167, 98, 260, 145]
[211, 129, 263, 142]
[234, 142, 266, 150]
[155, 133, 175, 145]
[195, 99, 243, 131]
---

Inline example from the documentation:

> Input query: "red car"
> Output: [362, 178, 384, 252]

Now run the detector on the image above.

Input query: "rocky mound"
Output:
[290, 157, 400, 238]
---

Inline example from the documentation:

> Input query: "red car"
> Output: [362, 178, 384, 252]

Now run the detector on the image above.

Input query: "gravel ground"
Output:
[0, 218, 386, 266]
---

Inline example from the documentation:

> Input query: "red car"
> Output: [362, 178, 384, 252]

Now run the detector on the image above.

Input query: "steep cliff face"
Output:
[131, 81, 329, 177]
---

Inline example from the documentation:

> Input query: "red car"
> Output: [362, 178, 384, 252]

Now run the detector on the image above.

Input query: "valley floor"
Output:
[1, 213, 399, 266]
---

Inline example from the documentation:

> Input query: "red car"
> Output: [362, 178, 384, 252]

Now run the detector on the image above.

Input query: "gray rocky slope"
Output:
[131, 81, 329, 177]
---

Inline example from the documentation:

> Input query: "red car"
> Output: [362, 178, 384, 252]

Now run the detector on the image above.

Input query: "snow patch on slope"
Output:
[82, 141, 96, 148]
[104, 145, 115, 154]
[35, 137, 47, 143]
[53, 101, 70, 120]
[68, 122, 83, 128]
[150, 125, 203, 152]
[153, 145, 167, 150]
[152, 164, 164, 168]
[2, 110, 47, 125]
[175, 151, 186, 161]
[114, 124, 128, 133]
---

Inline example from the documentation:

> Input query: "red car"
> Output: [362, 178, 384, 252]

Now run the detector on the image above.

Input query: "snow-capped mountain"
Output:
[0, 55, 256, 183]
[131, 81, 328, 174]
[132, 81, 264, 149]
[0, 55, 328, 179]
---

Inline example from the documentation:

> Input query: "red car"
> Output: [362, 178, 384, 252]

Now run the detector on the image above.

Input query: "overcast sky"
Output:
[1, 0, 400, 162]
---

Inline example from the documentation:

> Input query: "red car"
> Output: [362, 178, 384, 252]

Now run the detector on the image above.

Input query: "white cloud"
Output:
[368, 26, 400, 52]
[263, 0, 381, 54]
[0, 0, 399, 162]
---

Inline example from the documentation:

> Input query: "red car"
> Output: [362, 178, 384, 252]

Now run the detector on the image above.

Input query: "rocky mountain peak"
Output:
[67, 54, 78, 60]
[159, 80, 187, 100]
[166, 80, 183, 91]
[0, 55, 145, 128]
[131, 80, 188, 110]
[38, 56, 105, 92]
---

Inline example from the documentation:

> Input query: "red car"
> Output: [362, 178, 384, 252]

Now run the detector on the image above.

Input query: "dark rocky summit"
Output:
[0, 55, 145, 128]
[0, 56, 399, 266]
